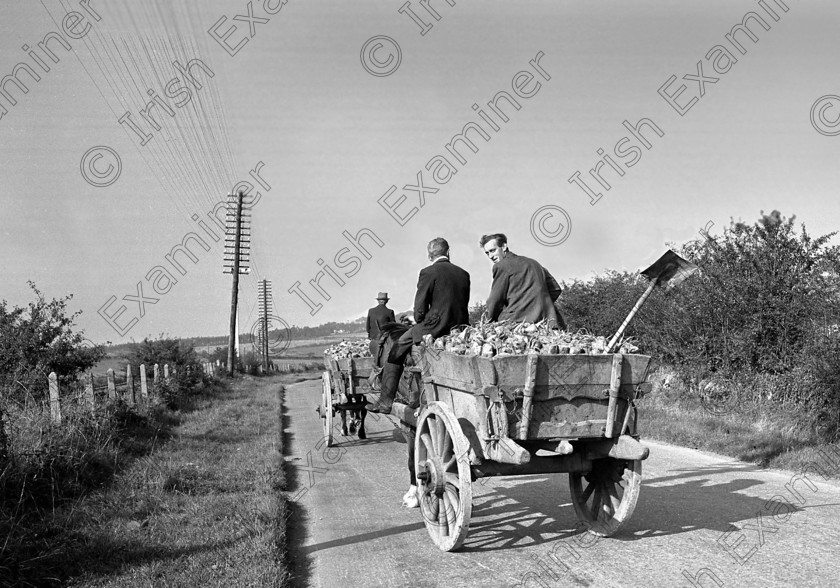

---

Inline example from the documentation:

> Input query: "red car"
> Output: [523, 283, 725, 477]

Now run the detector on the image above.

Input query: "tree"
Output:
[0, 282, 105, 402]
[469, 301, 487, 324]
[559, 211, 840, 376]
[675, 210, 840, 373]
[126, 336, 199, 370]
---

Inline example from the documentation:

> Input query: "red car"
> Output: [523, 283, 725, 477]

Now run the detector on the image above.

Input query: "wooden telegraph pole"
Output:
[224, 190, 250, 376]
[258, 279, 272, 372]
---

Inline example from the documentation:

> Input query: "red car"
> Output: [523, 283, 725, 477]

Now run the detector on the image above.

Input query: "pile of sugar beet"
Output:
[324, 319, 639, 360]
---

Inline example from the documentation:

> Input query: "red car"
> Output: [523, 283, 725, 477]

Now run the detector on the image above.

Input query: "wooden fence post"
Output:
[84, 372, 95, 411]
[107, 368, 116, 399]
[140, 364, 148, 401]
[0, 404, 8, 463]
[49, 372, 61, 425]
[126, 365, 135, 405]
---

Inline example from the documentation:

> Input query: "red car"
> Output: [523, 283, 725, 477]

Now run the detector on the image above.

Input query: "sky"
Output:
[1, 0, 839, 345]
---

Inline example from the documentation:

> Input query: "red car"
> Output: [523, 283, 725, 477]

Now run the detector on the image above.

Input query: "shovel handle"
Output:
[606, 277, 659, 353]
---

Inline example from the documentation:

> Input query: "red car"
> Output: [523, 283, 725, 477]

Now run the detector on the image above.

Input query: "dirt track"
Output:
[285, 378, 840, 588]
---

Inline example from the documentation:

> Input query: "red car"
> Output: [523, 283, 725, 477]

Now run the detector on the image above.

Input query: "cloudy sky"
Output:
[1, 0, 838, 344]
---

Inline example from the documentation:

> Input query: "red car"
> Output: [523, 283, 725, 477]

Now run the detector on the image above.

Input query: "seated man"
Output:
[369, 238, 469, 509]
[366, 291, 395, 357]
[480, 233, 566, 329]
[367, 237, 470, 414]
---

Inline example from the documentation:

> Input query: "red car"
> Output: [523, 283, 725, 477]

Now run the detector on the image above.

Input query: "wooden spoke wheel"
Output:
[569, 457, 642, 537]
[321, 371, 334, 447]
[414, 402, 472, 552]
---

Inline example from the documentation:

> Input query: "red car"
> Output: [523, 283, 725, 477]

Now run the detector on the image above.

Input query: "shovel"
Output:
[605, 249, 698, 354]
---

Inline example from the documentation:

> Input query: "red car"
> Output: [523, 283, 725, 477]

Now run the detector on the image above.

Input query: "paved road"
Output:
[285, 378, 840, 588]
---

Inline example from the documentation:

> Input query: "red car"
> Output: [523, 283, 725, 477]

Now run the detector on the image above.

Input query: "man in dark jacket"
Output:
[366, 292, 395, 358]
[480, 233, 565, 328]
[367, 237, 470, 413]
[366, 292, 395, 340]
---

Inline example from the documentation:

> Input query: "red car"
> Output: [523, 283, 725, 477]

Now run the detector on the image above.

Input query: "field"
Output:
[92, 332, 369, 375]
[194, 333, 366, 357]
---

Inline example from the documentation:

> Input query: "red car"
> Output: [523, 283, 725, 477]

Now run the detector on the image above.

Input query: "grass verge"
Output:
[638, 368, 840, 476]
[1, 374, 295, 587]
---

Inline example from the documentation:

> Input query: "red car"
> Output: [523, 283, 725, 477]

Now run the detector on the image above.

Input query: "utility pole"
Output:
[224, 190, 250, 376]
[258, 279, 272, 372]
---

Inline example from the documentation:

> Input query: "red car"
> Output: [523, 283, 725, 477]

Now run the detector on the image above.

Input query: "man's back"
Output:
[488, 252, 561, 324]
[412, 259, 470, 342]
[367, 305, 395, 339]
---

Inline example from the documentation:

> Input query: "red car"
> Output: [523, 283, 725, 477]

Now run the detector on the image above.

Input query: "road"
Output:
[284, 378, 840, 588]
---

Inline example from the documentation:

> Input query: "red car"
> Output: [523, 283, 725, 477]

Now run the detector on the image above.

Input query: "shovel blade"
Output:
[641, 249, 698, 289]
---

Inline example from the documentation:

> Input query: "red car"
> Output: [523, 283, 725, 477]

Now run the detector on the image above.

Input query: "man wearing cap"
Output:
[367, 292, 395, 341]
[480, 233, 566, 328]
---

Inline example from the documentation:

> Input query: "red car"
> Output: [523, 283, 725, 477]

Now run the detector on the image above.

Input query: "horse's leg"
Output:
[407, 428, 416, 486]
[348, 402, 358, 435]
[403, 427, 418, 507]
[340, 407, 349, 437]
[357, 397, 367, 440]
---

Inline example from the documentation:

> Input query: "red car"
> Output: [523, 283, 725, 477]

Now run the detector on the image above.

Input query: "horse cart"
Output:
[319, 355, 377, 447]
[392, 346, 653, 552]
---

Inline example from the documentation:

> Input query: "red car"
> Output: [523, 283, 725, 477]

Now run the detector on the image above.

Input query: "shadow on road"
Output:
[456, 467, 806, 553]
[284, 408, 315, 588]
[300, 521, 426, 556]
[333, 429, 397, 448]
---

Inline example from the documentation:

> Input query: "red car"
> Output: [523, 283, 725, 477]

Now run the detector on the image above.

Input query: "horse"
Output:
[333, 322, 419, 441]
[375, 322, 423, 410]
[329, 323, 422, 505]
[338, 392, 367, 439]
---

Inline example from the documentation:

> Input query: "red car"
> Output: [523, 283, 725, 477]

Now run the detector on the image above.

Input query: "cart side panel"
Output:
[336, 356, 376, 378]
[506, 397, 633, 438]
[494, 354, 650, 395]
[421, 350, 650, 440]
[423, 352, 649, 395]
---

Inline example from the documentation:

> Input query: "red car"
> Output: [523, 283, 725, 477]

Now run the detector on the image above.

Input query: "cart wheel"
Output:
[414, 401, 472, 552]
[569, 457, 641, 537]
[321, 371, 334, 447]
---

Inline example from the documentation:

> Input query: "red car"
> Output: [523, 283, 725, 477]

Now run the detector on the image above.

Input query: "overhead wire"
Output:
[46, 0, 279, 333]
[66, 0, 240, 218]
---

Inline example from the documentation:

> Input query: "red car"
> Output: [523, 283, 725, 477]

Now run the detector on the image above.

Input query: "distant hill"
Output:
[98, 318, 368, 359]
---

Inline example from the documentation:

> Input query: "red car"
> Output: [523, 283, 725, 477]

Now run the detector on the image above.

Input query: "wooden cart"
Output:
[319, 356, 377, 447]
[392, 347, 652, 552]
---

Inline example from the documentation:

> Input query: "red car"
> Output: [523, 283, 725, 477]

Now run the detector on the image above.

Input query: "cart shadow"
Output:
[458, 467, 808, 552]
[331, 429, 398, 447]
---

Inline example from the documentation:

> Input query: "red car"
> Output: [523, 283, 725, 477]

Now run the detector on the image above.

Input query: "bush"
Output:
[469, 301, 487, 324]
[672, 211, 840, 375]
[0, 283, 105, 403]
[127, 336, 198, 371]
[559, 210, 840, 440]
